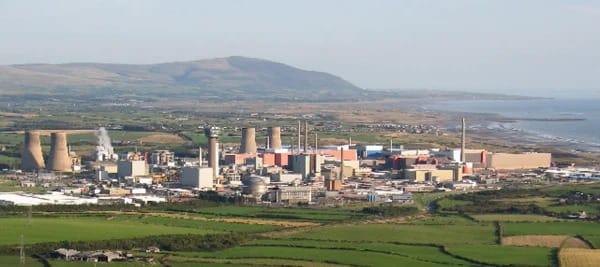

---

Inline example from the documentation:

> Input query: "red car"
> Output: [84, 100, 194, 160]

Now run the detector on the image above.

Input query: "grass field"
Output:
[470, 214, 563, 222]
[105, 214, 283, 233]
[189, 206, 362, 222]
[172, 246, 456, 267]
[248, 239, 471, 266]
[446, 245, 554, 267]
[0, 256, 43, 267]
[559, 248, 600, 267]
[0, 217, 215, 245]
[290, 223, 496, 245]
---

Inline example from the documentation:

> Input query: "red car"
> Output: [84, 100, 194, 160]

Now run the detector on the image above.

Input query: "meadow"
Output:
[0, 217, 215, 245]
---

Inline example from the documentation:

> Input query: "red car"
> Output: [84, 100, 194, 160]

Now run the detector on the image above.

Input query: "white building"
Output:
[181, 167, 213, 189]
[117, 160, 148, 178]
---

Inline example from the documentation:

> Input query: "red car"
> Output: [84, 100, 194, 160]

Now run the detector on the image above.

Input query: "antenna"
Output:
[19, 234, 25, 266]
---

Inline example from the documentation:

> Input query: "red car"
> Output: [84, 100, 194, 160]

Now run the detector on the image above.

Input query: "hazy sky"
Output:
[1, 0, 599, 93]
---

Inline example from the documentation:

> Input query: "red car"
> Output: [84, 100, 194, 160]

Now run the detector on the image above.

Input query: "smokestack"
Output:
[340, 147, 345, 180]
[240, 127, 257, 153]
[209, 137, 217, 169]
[267, 127, 282, 150]
[461, 117, 466, 163]
[304, 121, 308, 153]
[314, 132, 318, 154]
[297, 121, 301, 154]
[198, 146, 202, 166]
[348, 136, 352, 145]
[21, 131, 45, 171]
[213, 141, 219, 179]
[47, 132, 72, 172]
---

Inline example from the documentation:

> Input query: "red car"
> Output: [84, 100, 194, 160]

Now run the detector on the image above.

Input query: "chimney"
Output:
[267, 127, 282, 149]
[198, 146, 202, 166]
[314, 132, 318, 154]
[240, 127, 257, 153]
[213, 140, 219, 179]
[461, 117, 466, 163]
[297, 121, 301, 154]
[21, 131, 45, 171]
[304, 121, 308, 153]
[47, 132, 71, 172]
[340, 147, 345, 180]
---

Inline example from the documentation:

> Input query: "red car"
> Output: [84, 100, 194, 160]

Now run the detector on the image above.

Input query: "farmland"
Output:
[0, 185, 600, 266]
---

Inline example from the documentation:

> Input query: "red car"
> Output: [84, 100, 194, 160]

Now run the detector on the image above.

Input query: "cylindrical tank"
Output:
[240, 127, 257, 153]
[47, 132, 72, 172]
[21, 131, 45, 171]
[267, 127, 282, 150]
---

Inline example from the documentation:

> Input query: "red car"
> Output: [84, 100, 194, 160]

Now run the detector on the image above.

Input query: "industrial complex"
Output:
[2, 118, 559, 207]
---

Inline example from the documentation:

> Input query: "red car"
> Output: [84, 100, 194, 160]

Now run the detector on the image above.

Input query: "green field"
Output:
[470, 214, 563, 222]
[189, 206, 362, 222]
[102, 214, 282, 233]
[172, 246, 455, 267]
[0, 217, 215, 245]
[0, 256, 43, 267]
[248, 239, 471, 266]
[446, 245, 555, 266]
[291, 223, 496, 245]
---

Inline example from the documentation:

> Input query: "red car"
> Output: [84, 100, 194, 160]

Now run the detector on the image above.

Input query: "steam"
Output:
[95, 127, 114, 155]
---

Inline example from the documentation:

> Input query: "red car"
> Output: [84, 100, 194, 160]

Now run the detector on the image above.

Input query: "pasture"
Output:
[0, 217, 215, 245]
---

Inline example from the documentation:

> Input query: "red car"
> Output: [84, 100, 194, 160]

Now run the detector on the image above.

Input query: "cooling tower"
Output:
[21, 131, 45, 171]
[240, 127, 257, 153]
[47, 132, 72, 172]
[267, 127, 282, 150]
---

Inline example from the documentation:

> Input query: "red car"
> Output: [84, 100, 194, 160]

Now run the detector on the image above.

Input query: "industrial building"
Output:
[181, 167, 213, 189]
[269, 186, 312, 203]
[117, 160, 149, 178]
[486, 152, 552, 170]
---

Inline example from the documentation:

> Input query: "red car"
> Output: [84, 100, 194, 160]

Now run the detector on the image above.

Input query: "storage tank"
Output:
[21, 131, 45, 171]
[240, 127, 257, 153]
[267, 127, 282, 149]
[47, 132, 72, 172]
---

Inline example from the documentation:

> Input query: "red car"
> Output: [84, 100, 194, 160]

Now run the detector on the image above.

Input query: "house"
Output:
[145, 246, 161, 253]
[52, 248, 80, 261]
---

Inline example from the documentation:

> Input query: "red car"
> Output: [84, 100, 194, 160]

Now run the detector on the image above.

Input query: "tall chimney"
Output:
[267, 127, 282, 149]
[461, 117, 466, 163]
[304, 121, 308, 153]
[21, 131, 45, 171]
[198, 146, 202, 166]
[47, 132, 71, 172]
[213, 141, 219, 179]
[297, 121, 301, 154]
[240, 127, 257, 153]
[340, 147, 345, 180]
[314, 132, 318, 154]
[209, 137, 217, 169]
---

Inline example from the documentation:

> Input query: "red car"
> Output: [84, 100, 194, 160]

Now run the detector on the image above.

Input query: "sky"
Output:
[0, 0, 599, 94]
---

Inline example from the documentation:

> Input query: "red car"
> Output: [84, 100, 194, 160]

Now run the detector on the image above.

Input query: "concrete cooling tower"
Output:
[240, 127, 257, 153]
[47, 132, 72, 172]
[21, 131, 45, 171]
[267, 127, 282, 150]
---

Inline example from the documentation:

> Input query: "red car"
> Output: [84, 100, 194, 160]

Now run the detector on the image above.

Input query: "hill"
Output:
[0, 56, 365, 101]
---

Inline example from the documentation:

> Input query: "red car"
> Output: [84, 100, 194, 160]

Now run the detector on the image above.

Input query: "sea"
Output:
[423, 98, 600, 152]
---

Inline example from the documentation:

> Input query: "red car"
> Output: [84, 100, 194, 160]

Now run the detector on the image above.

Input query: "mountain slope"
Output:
[0, 56, 365, 101]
